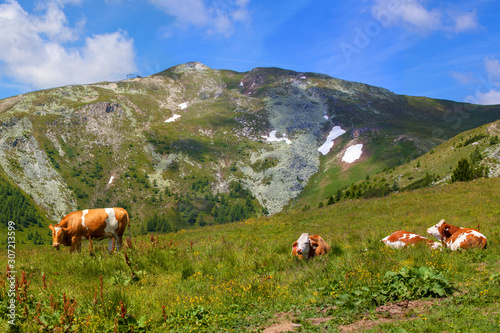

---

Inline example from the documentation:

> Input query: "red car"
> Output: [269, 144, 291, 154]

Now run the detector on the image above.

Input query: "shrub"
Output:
[378, 266, 453, 302]
[452, 148, 488, 183]
[451, 158, 473, 182]
[335, 266, 454, 309]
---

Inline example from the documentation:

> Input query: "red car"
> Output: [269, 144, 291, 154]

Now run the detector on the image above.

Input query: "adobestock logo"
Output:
[340, 0, 403, 64]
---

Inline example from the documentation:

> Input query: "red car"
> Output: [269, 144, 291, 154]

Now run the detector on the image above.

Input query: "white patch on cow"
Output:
[104, 208, 119, 234]
[449, 230, 486, 251]
[427, 219, 446, 241]
[108, 176, 114, 184]
[295, 233, 311, 255]
[52, 227, 62, 246]
[318, 126, 346, 155]
[430, 242, 443, 249]
[469, 230, 486, 239]
[81, 209, 89, 229]
[383, 240, 407, 249]
[448, 231, 469, 251]
[179, 102, 188, 109]
[342, 144, 363, 163]
[405, 233, 425, 240]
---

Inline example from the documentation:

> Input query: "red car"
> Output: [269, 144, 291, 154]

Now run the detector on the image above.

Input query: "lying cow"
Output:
[427, 219, 487, 250]
[381, 230, 442, 249]
[49, 207, 130, 253]
[292, 233, 330, 259]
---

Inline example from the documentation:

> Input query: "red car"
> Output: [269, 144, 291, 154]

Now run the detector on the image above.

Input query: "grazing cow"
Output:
[291, 233, 330, 259]
[49, 207, 130, 253]
[381, 230, 442, 249]
[427, 219, 487, 250]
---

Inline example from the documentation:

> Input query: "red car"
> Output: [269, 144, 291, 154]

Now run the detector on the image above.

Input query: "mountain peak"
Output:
[154, 61, 211, 77]
[171, 61, 211, 73]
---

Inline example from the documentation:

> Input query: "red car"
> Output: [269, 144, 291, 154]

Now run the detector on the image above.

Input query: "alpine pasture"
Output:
[1, 177, 499, 332]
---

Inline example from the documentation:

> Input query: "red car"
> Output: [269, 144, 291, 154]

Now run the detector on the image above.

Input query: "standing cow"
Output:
[292, 233, 330, 259]
[49, 207, 130, 253]
[427, 219, 487, 250]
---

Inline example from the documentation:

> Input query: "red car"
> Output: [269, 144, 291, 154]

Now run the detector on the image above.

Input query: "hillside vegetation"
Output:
[1, 62, 499, 331]
[1, 177, 499, 332]
[1, 62, 499, 241]
[294, 119, 500, 210]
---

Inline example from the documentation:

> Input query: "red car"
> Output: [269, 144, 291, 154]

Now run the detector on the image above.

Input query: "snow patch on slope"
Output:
[262, 130, 292, 144]
[165, 114, 181, 123]
[342, 144, 363, 163]
[318, 126, 346, 155]
[165, 102, 189, 122]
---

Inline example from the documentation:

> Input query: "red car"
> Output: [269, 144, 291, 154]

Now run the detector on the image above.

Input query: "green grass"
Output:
[2, 177, 499, 332]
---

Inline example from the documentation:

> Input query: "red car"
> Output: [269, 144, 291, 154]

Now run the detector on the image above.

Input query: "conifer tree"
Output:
[451, 158, 473, 182]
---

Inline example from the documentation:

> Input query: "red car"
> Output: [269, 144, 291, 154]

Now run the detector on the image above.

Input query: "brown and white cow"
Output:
[49, 207, 130, 253]
[427, 219, 487, 250]
[291, 233, 331, 259]
[381, 230, 442, 249]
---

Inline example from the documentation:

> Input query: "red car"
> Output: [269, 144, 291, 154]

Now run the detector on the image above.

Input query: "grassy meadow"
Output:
[2, 177, 500, 332]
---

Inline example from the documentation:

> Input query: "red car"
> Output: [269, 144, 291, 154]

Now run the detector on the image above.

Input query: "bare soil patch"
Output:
[262, 299, 440, 333]
[338, 299, 439, 332]
[262, 312, 301, 333]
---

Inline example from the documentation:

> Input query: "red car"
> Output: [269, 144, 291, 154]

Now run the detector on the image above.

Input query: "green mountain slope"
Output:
[5, 176, 500, 331]
[294, 119, 500, 210]
[0, 62, 499, 234]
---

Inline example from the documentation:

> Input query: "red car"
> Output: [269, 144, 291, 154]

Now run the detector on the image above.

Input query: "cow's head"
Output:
[294, 233, 311, 256]
[426, 219, 446, 241]
[48, 224, 64, 250]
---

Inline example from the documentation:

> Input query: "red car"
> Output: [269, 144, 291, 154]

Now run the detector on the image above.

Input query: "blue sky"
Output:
[1, 0, 500, 104]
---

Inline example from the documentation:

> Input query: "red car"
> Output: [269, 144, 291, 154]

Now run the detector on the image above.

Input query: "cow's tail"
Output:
[126, 210, 132, 248]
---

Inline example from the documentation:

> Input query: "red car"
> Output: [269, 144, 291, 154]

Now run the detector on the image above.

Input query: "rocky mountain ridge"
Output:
[0, 62, 499, 228]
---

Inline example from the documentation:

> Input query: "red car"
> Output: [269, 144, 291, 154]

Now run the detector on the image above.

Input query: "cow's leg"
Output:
[70, 236, 81, 253]
[109, 232, 120, 251]
[115, 235, 123, 251]
[108, 238, 114, 253]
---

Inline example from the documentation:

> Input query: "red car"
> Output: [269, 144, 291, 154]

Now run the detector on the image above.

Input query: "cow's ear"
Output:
[309, 234, 320, 242]
[292, 241, 298, 248]
[311, 241, 319, 248]
[49, 224, 54, 231]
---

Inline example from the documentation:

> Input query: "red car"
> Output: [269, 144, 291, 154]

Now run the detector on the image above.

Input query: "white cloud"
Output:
[371, 0, 479, 35]
[466, 90, 500, 105]
[461, 56, 500, 105]
[450, 9, 478, 33]
[450, 71, 478, 85]
[484, 56, 500, 79]
[0, 0, 136, 91]
[148, 0, 250, 37]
